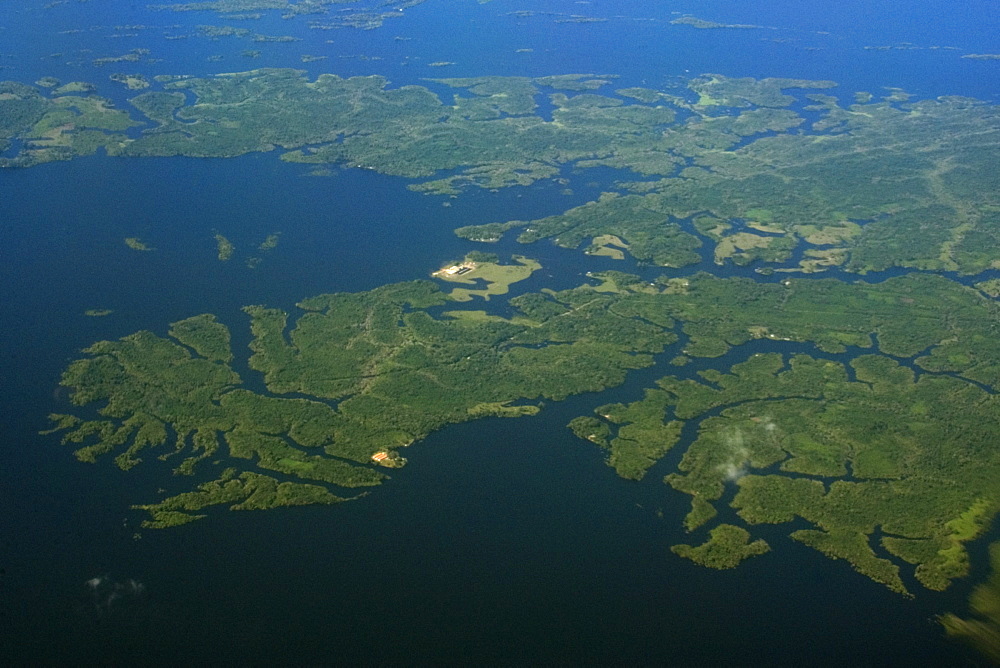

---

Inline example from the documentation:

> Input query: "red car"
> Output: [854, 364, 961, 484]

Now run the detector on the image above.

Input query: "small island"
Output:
[214, 233, 234, 261]
[432, 254, 540, 302]
[124, 237, 153, 251]
[110, 73, 151, 90]
[672, 524, 771, 569]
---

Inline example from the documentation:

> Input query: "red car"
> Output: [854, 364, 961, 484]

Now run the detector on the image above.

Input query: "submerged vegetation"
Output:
[214, 233, 235, 261]
[124, 237, 153, 251]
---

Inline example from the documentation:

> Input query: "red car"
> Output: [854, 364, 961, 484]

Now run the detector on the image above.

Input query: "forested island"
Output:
[46, 267, 1000, 596]
[15, 67, 1000, 598]
[1, 70, 998, 274]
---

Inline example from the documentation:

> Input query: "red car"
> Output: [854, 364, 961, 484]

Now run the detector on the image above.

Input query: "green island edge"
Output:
[6, 69, 999, 602]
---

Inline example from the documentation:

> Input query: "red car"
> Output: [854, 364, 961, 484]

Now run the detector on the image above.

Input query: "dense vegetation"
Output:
[2, 69, 998, 273]
[23, 65, 1000, 604]
[671, 524, 771, 569]
[49, 266, 1000, 580]
[573, 347, 1000, 595]
[47, 264, 679, 526]
[563, 272, 1000, 594]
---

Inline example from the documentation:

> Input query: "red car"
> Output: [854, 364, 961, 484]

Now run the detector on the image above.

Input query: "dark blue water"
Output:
[1, 1, 998, 664]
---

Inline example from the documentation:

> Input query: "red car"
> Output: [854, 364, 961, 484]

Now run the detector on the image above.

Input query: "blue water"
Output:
[1, 0, 998, 664]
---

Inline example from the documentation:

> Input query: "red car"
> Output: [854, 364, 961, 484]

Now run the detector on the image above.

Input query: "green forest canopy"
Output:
[1, 69, 998, 273]
[46, 268, 1000, 596]
[18, 68, 1000, 597]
